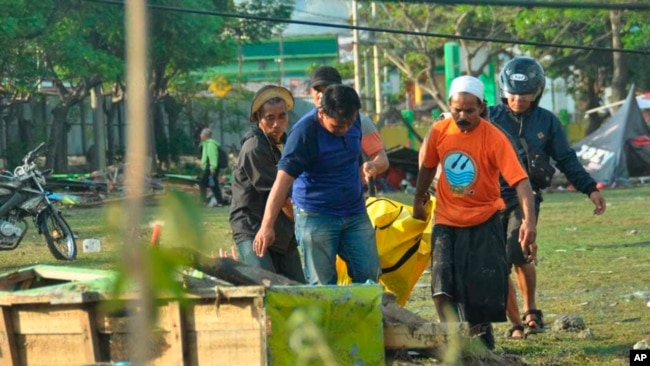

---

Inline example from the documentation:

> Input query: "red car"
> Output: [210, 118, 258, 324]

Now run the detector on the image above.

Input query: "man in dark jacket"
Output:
[489, 57, 606, 339]
[229, 85, 305, 282]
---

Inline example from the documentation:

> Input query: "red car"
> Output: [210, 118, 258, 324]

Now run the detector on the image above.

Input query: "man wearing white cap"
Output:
[412, 75, 538, 350]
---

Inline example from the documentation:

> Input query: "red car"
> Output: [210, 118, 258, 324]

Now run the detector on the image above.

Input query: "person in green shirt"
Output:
[199, 128, 226, 207]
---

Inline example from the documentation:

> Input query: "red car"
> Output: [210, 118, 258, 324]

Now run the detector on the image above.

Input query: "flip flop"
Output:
[507, 325, 526, 340]
[523, 309, 545, 335]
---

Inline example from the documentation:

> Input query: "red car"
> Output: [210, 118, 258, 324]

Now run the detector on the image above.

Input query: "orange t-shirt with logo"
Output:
[421, 117, 527, 227]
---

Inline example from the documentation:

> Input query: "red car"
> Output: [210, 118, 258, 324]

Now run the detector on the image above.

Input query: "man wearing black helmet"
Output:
[489, 57, 607, 339]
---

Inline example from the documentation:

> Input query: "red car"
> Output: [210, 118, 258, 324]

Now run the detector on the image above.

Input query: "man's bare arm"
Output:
[253, 170, 295, 256]
[513, 178, 538, 259]
[362, 150, 389, 182]
[412, 166, 437, 220]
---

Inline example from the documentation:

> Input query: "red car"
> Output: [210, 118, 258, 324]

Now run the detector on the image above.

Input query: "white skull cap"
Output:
[449, 75, 484, 101]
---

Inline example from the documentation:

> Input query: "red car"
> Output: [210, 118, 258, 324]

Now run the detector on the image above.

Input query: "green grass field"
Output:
[1, 186, 648, 365]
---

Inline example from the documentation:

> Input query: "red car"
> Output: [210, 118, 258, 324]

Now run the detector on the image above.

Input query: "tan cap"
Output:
[249, 85, 295, 122]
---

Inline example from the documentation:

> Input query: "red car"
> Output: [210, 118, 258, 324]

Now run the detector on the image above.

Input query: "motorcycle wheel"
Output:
[42, 210, 77, 260]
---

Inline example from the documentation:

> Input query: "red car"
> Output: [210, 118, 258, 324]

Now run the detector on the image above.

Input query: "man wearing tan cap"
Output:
[229, 85, 305, 282]
[412, 75, 538, 350]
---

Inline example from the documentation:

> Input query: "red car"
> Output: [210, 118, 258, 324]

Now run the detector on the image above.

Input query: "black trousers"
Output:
[199, 168, 224, 204]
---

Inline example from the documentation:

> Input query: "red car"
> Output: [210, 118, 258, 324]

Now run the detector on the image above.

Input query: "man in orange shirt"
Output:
[413, 75, 538, 350]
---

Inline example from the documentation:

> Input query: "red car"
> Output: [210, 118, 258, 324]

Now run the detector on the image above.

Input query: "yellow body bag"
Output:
[337, 196, 435, 306]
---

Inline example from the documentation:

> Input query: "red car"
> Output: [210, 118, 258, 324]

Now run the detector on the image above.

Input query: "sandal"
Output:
[522, 309, 545, 334]
[506, 325, 526, 340]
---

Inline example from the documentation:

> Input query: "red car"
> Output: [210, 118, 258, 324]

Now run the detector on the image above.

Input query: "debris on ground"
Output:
[578, 328, 594, 339]
[551, 315, 586, 332]
[623, 291, 650, 302]
[633, 339, 649, 350]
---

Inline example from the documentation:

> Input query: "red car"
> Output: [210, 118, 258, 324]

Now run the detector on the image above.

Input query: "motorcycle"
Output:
[0, 142, 77, 260]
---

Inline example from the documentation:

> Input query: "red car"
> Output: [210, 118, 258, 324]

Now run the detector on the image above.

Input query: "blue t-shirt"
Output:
[278, 108, 365, 216]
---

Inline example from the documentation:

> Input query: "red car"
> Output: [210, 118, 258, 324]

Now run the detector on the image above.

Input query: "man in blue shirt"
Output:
[253, 85, 381, 285]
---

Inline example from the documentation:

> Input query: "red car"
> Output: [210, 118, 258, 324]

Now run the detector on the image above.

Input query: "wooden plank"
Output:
[113, 286, 265, 302]
[0, 295, 55, 306]
[254, 296, 267, 365]
[160, 301, 185, 366]
[169, 248, 300, 287]
[186, 330, 263, 366]
[80, 304, 100, 364]
[16, 334, 89, 366]
[19, 279, 33, 291]
[0, 291, 102, 306]
[32, 266, 110, 282]
[0, 307, 19, 365]
[0, 269, 35, 291]
[383, 322, 465, 350]
[217, 286, 265, 300]
[0, 294, 74, 306]
[185, 300, 263, 332]
[12, 304, 89, 334]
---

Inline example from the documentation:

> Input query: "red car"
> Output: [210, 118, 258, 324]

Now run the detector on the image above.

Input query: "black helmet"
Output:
[498, 57, 546, 106]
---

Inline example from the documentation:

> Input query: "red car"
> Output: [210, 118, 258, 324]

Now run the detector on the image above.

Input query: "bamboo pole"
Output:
[124, 0, 152, 364]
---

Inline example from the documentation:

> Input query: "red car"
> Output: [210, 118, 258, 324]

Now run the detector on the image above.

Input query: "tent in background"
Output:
[573, 87, 650, 185]
[635, 92, 650, 110]
[382, 146, 419, 191]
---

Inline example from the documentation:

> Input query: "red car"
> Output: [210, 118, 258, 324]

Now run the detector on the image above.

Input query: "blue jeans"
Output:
[237, 239, 306, 283]
[293, 207, 380, 285]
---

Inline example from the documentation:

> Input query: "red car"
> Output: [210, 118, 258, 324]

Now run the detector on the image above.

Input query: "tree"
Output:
[31, 0, 124, 171]
[151, 0, 293, 168]
[1, 0, 294, 172]
[169, 72, 253, 157]
[373, 3, 451, 110]
[371, 3, 514, 112]
[103, 81, 126, 164]
[146, 0, 293, 171]
[0, 2, 60, 164]
[508, 6, 649, 134]
[370, 2, 648, 124]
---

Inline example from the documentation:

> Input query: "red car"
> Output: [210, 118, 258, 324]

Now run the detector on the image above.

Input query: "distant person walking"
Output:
[199, 128, 226, 207]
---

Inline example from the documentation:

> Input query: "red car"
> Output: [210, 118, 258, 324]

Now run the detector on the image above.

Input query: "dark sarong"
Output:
[430, 214, 507, 324]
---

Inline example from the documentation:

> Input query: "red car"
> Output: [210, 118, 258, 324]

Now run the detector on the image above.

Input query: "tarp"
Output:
[266, 285, 384, 366]
[385, 145, 419, 174]
[637, 92, 650, 109]
[574, 87, 650, 185]
[383, 146, 419, 191]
